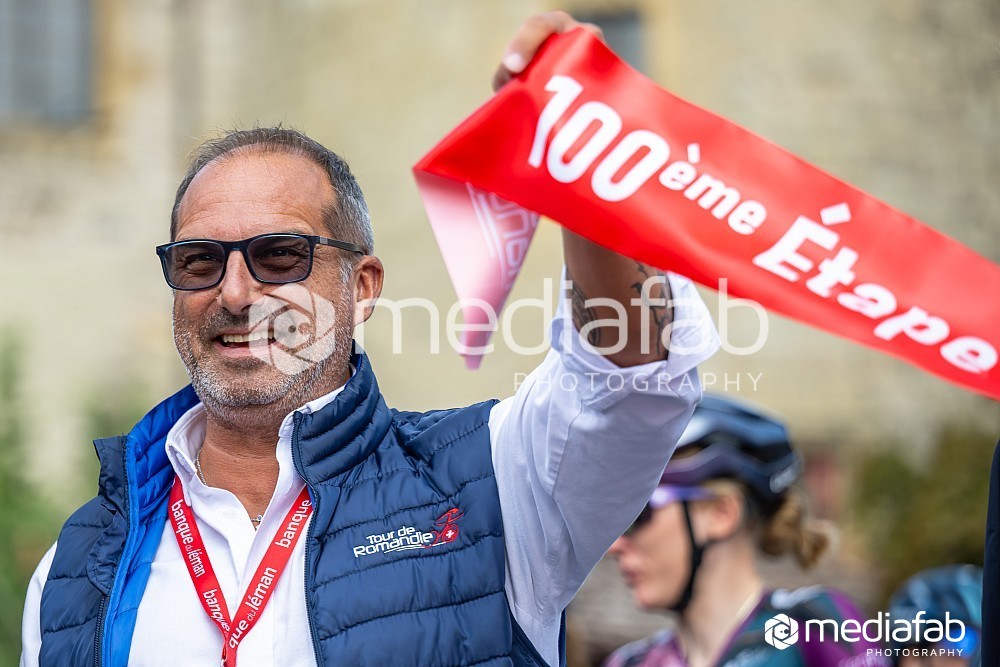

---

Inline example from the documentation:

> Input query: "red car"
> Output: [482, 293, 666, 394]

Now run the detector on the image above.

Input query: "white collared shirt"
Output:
[21, 273, 718, 666]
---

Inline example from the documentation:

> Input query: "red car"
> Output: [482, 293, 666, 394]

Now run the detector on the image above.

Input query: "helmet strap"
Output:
[669, 499, 712, 613]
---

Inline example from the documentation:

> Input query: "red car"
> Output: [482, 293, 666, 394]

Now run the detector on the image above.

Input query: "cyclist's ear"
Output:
[696, 490, 745, 543]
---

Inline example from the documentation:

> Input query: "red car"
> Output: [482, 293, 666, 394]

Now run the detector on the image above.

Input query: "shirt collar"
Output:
[165, 365, 355, 481]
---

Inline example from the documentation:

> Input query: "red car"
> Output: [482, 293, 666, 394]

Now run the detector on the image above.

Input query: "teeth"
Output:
[221, 331, 273, 344]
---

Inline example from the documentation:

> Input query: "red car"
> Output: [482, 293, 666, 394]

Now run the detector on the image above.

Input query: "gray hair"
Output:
[170, 126, 374, 261]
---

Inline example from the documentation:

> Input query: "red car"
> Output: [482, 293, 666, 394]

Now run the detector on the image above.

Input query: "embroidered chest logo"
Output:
[352, 508, 464, 558]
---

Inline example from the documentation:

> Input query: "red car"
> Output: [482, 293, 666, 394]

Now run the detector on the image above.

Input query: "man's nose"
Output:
[217, 251, 262, 314]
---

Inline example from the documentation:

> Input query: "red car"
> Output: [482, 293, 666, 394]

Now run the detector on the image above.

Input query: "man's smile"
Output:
[211, 328, 279, 357]
[217, 330, 275, 346]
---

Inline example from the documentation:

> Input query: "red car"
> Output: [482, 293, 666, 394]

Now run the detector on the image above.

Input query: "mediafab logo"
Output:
[764, 613, 799, 649]
[763, 611, 967, 652]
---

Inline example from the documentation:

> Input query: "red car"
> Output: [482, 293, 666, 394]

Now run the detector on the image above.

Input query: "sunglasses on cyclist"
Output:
[623, 485, 714, 536]
[155, 233, 366, 291]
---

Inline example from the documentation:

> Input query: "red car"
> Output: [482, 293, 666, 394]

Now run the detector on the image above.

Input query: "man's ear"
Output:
[352, 255, 384, 326]
[697, 491, 745, 543]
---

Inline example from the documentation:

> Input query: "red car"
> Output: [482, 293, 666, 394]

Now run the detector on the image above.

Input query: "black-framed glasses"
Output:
[155, 233, 366, 291]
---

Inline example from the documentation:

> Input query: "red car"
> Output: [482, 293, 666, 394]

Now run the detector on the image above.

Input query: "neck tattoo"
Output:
[195, 447, 264, 530]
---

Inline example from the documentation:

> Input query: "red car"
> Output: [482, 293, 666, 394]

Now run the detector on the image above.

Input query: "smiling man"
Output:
[21, 12, 718, 667]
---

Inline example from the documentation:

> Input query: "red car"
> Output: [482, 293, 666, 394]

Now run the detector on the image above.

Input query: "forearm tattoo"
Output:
[631, 262, 673, 357]
[568, 271, 601, 347]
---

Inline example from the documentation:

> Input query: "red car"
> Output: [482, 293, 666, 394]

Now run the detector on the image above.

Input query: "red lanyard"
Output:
[168, 477, 313, 666]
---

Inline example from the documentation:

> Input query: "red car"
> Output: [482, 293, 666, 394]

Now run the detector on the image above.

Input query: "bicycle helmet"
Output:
[660, 394, 802, 506]
[888, 564, 982, 665]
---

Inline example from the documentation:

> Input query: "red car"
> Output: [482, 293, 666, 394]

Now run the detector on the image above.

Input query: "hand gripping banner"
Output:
[413, 29, 1000, 401]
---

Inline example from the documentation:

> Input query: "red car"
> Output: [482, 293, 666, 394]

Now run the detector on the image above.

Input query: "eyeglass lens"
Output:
[163, 235, 313, 289]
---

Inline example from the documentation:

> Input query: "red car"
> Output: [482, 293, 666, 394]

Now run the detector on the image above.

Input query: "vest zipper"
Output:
[291, 413, 324, 665]
[95, 434, 134, 667]
[93, 594, 108, 667]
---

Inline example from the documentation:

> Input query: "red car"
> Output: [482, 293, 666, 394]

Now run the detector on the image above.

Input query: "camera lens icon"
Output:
[764, 614, 799, 650]
[247, 284, 340, 375]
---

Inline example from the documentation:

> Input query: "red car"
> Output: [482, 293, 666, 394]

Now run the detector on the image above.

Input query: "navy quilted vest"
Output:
[38, 350, 559, 666]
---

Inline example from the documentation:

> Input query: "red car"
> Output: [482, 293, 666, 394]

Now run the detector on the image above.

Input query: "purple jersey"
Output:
[604, 587, 891, 667]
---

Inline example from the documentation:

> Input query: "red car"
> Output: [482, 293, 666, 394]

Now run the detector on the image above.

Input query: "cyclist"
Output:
[604, 394, 887, 667]
[887, 564, 982, 667]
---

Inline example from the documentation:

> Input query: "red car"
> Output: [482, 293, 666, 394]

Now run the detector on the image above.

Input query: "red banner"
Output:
[414, 29, 1000, 401]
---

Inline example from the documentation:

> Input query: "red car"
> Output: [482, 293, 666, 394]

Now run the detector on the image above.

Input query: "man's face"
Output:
[171, 150, 356, 418]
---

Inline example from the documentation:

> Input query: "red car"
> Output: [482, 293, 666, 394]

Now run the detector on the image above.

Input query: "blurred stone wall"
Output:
[2, 0, 996, 500]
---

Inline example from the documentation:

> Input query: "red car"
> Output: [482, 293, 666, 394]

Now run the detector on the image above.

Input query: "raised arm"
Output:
[487, 14, 720, 665]
[495, 12, 674, 367]
[562, 231, 674, 366]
